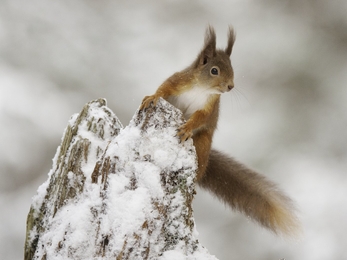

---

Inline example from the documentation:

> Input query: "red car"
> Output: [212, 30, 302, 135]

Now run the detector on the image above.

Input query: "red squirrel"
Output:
[140, 26, 300, 237]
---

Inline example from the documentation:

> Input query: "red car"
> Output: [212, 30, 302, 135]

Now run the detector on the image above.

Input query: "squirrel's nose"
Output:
[228, 85, 234, 91]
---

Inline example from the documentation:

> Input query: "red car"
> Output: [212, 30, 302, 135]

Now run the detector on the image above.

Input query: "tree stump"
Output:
[24, 98, 218, 260]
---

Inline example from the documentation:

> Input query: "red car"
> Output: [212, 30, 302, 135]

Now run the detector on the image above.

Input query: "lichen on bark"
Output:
[24, 98, 218, 260]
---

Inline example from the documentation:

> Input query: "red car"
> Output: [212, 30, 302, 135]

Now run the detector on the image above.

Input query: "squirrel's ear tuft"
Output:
[225, 26, 236, 56]
[198, 25, 216, 65]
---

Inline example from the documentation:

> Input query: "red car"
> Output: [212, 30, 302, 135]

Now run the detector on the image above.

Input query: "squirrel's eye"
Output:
[210, 67, 219, 76]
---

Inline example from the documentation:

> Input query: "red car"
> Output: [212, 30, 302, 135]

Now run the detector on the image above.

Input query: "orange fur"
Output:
[140, 26, 301, 237]
[140, 26, 233, 180]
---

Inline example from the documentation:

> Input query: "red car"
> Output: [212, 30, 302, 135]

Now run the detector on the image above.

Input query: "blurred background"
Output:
[1, 0, 347, 259]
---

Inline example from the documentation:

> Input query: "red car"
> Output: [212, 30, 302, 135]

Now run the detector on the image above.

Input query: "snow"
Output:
[28, 98, 217, 259]
[160, 249, 217, 260]
[2, 1, 347, 259]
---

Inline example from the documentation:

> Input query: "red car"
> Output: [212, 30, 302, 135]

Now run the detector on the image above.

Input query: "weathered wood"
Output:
[24, 99, 122, 260]
[24, 98, 218, 260]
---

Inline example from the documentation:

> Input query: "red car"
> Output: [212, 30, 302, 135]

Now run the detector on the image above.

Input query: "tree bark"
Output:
[24, 98, 217, 260]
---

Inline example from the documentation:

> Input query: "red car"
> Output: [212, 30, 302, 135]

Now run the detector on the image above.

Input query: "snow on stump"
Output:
[24, 98, 218, 260]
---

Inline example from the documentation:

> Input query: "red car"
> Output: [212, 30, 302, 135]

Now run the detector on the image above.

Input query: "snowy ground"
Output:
[1, 0, 347, 259]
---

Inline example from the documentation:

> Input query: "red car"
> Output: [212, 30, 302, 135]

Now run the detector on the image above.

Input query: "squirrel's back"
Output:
[141, 26, 301, 237]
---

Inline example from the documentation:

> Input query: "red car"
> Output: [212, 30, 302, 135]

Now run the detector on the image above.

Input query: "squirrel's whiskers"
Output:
[140, 25, 301, 238]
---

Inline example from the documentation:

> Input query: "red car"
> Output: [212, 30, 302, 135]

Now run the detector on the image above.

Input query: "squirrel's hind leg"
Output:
[192, 131, 213, 181]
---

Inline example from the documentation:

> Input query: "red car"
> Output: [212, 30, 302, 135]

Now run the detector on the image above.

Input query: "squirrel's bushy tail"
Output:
[198, 149, 301, 237]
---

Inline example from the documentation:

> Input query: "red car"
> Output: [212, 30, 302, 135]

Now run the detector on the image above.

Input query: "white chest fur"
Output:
[167, 85, 216, 119]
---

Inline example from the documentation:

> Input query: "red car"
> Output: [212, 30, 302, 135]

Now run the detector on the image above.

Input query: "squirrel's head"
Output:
[192, 25, 235, 94]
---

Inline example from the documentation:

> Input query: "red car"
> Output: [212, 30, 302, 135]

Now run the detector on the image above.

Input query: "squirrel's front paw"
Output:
[140, 95, 160, 110]
[176, 123, 193, 142]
